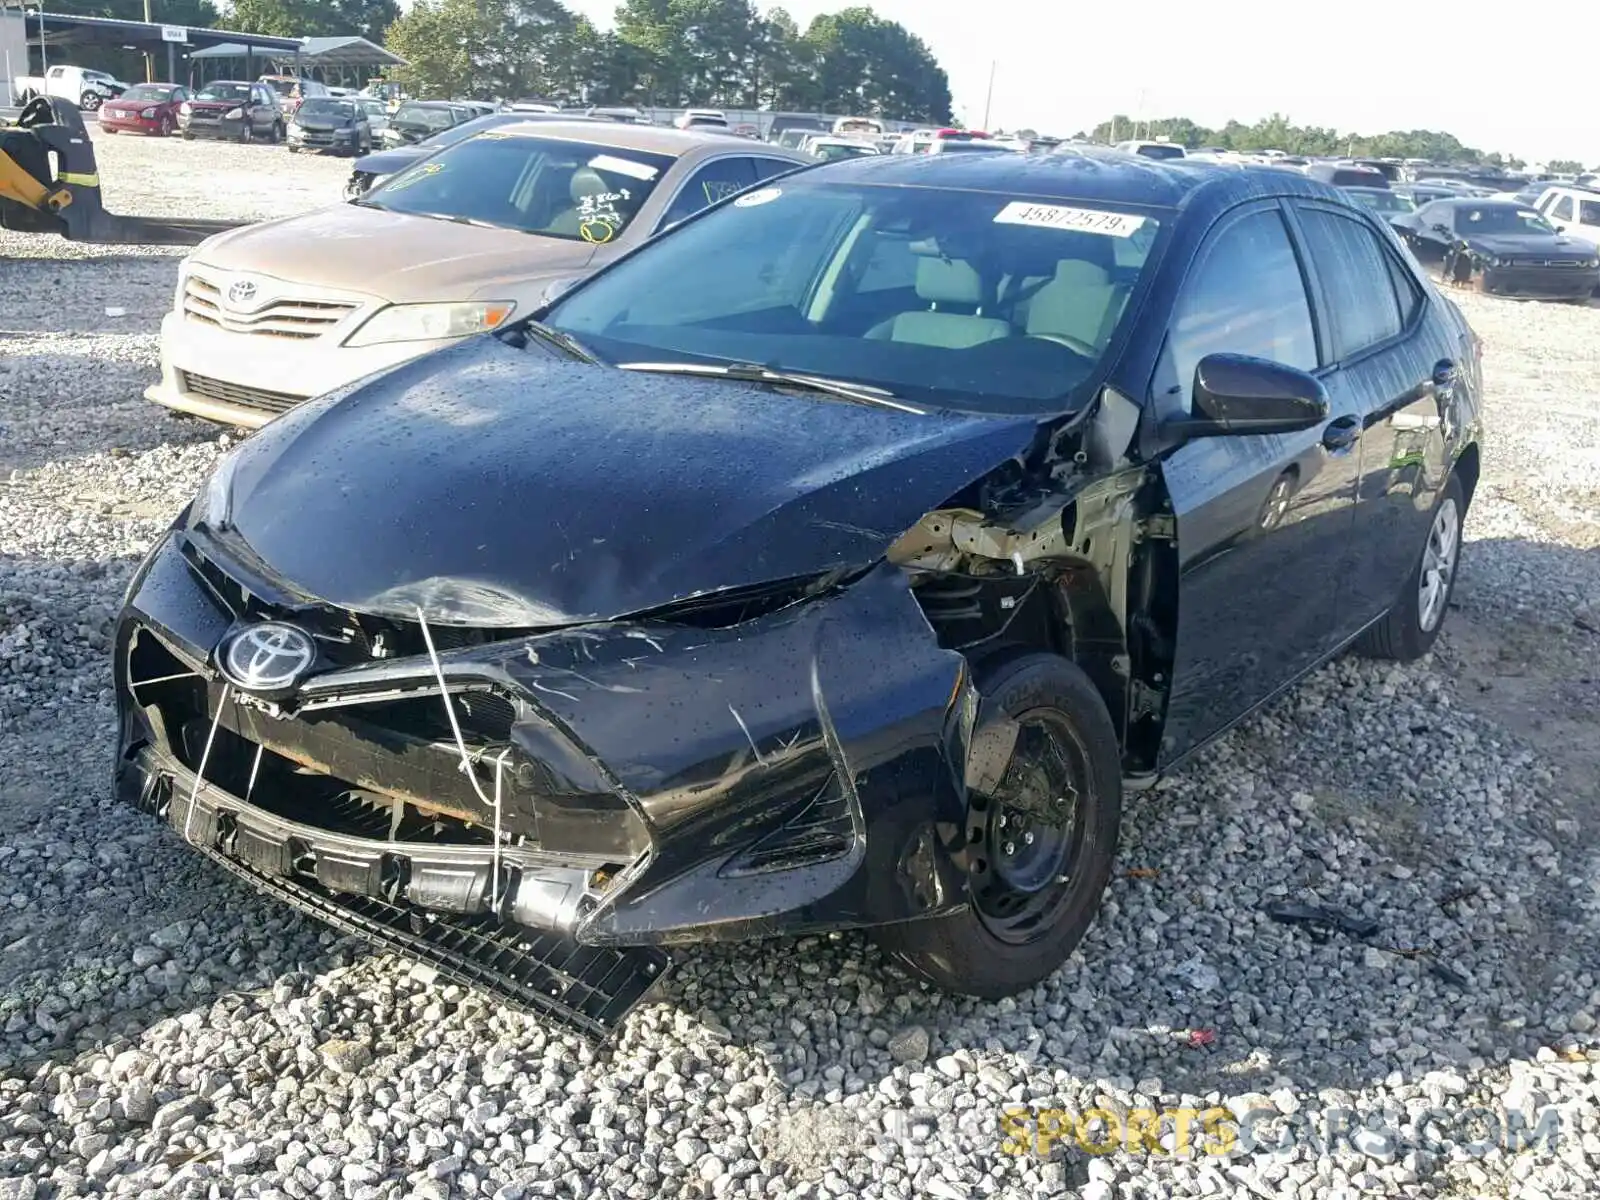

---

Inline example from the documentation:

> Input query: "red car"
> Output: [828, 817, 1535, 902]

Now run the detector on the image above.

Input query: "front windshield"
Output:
[394, 104, 457, 131]
[544, 181, 1164, 415]
[1453, 205, 1557, 235]
[297, 99, 356, 120]
[365, 133, 675, 241]
[359, 99, 387, 116]
[196, 83, 250, 103]
[122, 84, 175, 102]
[1348, 190, 1415, 214]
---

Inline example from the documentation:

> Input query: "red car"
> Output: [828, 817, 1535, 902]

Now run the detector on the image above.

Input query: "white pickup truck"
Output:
[12, 64, 128, 111]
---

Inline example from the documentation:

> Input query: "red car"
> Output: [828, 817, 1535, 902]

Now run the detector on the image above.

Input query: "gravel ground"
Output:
[1, 129, 1597, 1200]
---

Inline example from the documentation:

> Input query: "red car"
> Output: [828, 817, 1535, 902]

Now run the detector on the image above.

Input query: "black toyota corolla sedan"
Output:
[114, 149, 1484, 1037]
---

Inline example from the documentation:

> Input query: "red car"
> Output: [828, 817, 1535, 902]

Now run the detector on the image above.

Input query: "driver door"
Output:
[1153, 202, 1364, 768]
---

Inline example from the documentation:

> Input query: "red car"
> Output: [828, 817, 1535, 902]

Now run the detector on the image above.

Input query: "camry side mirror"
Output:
[1161, 353, 1329, 448]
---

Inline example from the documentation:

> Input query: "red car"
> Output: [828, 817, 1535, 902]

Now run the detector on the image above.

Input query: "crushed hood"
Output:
[192, 206, 598, 303]
[218, 337, 1040, 626]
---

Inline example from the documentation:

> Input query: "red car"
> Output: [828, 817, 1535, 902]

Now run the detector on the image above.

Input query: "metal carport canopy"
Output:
[190, 36, 405, 73]
[26, 12, 301, 57]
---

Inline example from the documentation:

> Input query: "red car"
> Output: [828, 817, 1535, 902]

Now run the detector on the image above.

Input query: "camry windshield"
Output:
[122, 84, 175, 101]
[196, 84, 250, 102]
[297, 99, 356, 120]
[1453, 205, 1557, 235]
[544, 182, 1164, 414]
[394, 104, 457, 131]
[365, 134, 674, 241]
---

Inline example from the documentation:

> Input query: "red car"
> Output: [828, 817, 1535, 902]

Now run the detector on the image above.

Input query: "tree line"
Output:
[380, 0, 952, 121]
[1087, 112, 1539, 170]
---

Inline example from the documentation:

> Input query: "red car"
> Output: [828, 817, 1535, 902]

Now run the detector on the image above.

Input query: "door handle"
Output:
[1321, 415, 1362, 452]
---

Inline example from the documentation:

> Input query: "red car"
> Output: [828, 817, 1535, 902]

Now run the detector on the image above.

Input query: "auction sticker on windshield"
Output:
[734, 187, 782, 207]
[994, 202, 1147, 238]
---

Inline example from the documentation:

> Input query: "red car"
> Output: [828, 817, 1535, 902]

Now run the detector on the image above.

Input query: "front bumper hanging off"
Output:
[114, 528, 977, 1038]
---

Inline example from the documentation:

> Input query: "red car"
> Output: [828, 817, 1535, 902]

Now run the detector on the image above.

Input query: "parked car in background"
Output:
[12, 64, 126, 111]
[287, 97, 373, 156]
[894, 128, 991, 155]
[345, 111, 593, 199]
[587, 106, 645, 124]
[1115, 139, 1186, 160]
[832, 116, 884, 137]
[179, 81, 284, 144]
[1532, 185, 1600, 248]
[259, 75, 328, 120]
[767, 115, 828, 144]
[1393, 198, 1600, 299]
[801, 135, 881, 162]
[146, 122, 810, 427]
[926, 137, 1015, 155]
[97, 82, 190, 136]
[676, 108, 727, 130]
[1394, 183, 1458, 208]
[356, 97, 390, 136]
[1305, 162, 1388, 189]
[1342, 185, 1416, 228]
[116, 149, 1482, 1029]
[382, 100, 474, 147]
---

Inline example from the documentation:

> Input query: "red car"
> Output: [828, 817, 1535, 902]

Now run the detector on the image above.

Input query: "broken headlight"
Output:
[344, 301, 516, 348]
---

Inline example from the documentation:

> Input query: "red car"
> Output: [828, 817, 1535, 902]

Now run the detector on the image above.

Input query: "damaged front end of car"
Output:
[112, 351, 1175, 1039]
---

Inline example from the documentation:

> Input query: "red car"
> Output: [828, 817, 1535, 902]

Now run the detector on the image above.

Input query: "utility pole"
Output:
[980, 59, 995, 132]
[143, 0, 153, 82]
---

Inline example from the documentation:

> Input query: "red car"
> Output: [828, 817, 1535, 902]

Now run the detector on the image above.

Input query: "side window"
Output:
[1295, 207, 1404, 360]
[658, 157, 758, 230]
[750, 156, 795, 182]
[1386, 251, 1424, 326]
[1581, 199, 1600, 226]
[1551, 195, 1575, 222]
[1154, 208, 1317, 414]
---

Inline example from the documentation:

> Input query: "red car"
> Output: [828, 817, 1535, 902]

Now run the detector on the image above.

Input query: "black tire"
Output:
[270, 121, 283, 144]
[871, 653, 1122, 998]
[159, 115, 174, 137]
[181, 130, 194, 141]
[239, 121, 252, 144]
[1356, 470, 1466, 661]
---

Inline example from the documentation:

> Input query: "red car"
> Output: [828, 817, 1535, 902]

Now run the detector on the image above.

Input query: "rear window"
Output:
[365, 134, 676, 243]
[1138, 144, 1186, 160]
[1329, 169, 1387, 188]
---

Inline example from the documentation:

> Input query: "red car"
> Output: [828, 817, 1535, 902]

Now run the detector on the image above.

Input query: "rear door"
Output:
[1287, 201, 1451, 628]
[1154, 202, 1365, 766]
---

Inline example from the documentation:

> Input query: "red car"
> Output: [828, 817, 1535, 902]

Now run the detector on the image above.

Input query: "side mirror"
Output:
[1162, 353, 1328, 446]
[1554, 224, 1566, 233]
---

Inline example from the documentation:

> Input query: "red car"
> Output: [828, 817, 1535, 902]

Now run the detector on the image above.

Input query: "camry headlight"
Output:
[224, 107, 243, 119]
[344, 301, 516, 348]
[179, 102, 192, 115]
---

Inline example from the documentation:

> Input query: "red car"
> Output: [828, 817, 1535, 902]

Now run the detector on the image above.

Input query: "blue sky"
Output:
[394, 0, 1591, 164]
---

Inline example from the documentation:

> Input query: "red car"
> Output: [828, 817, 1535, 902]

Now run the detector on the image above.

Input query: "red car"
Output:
[99, 83, 191, 136]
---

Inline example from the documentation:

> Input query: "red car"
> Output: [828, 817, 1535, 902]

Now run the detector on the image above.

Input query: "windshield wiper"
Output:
[616, 361, 926, 415]
[515, 319, 598, 364]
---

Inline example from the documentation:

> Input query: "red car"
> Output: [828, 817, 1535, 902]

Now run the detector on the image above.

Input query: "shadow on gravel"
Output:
[0, 535, 1595, 1176]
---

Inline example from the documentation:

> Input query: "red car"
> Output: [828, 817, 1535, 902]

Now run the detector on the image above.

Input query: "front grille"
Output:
[183, 274, 358, 339]
[179, 370, 308, 416]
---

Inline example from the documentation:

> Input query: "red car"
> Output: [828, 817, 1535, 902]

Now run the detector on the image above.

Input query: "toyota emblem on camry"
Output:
[226, 279, 258, 308]
[219, 622, 316, 692]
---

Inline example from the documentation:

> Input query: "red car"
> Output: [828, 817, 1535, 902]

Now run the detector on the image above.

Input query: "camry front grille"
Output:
[183, 273, 358, 339]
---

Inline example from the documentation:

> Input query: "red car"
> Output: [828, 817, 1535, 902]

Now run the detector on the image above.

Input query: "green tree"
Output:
[1547, 159, 1585, 173]
[228, 0, 400, 40]
[797, 7, 949, 122]
[384, 0, 584, 100]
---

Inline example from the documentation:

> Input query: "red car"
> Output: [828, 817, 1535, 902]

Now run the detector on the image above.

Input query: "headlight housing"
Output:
[344, 301, 516, 348]
[224, 107, 243, 119]
[195, 444, 242, 530]
[141, 107, 158, 119]
[179, 101, 192, 115]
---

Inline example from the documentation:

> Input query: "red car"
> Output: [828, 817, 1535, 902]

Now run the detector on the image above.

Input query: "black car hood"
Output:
[219, 338, 1042, 627]
[297, 116, 354, 132]
[1464, 232, 1594, 256]
[355, 144, 428, 176]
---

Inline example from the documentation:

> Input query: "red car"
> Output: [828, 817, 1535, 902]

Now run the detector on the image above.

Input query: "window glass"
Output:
[1296, 208, 1403, 359]
[1386, 250, 1423, 326]
[1551, 195, 1575, 221]
[366, 134, 675, 243]
[546, 180, 1164, 414]
[1579, 199, 1600, 225]
[751, 157, 795, 181]
[658, 157, 758, 228]
[1154, 209, 1317, 413]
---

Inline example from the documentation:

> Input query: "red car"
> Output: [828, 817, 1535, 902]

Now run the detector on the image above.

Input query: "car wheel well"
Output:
[1453, 441, 1480, 510]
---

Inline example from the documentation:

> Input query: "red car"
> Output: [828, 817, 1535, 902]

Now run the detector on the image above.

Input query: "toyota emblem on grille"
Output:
[226, 279, 258, 308]
[218, 622, 316, 692]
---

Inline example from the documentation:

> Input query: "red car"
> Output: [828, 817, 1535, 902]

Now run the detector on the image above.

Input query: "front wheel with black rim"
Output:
[871, 653, 1122, 999]
[1356, 470, 1465, 661]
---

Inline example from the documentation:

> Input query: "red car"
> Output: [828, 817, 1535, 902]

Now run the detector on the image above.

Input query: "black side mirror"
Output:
[1162, 353, 1328, 447]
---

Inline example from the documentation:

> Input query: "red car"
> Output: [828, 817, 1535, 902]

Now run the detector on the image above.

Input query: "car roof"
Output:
[474, 119, 811, 159]
[801, 145, 1345, 211]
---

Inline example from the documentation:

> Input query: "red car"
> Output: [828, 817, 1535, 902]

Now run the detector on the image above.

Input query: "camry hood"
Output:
[216, 338, 1040, 626]
[193, 206, 598, 302]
